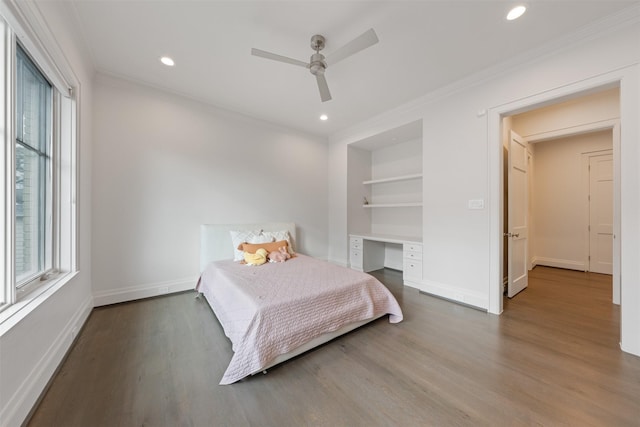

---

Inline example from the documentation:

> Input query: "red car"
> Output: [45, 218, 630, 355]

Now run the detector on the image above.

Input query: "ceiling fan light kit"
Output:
[251, 29, 379, 103]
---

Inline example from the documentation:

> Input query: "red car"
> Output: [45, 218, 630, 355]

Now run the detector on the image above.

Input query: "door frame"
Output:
[487, 70, 630, 318]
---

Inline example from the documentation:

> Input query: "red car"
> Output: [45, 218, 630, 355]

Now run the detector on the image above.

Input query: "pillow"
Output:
[230, 230, 274, 261]
[239, 240, 288, 255]
[263, 230, 295, 254]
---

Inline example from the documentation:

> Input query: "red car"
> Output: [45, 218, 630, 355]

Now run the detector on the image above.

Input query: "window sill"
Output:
[0, 270, 79, 336]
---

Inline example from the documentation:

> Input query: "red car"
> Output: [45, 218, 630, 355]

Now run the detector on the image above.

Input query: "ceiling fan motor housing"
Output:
[309, 52, 326, 75]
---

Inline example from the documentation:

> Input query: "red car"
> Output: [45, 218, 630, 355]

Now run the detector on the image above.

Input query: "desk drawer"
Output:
[350, 237, 363, 250]
[403, 243, 422, 253]
[403, 259, 422, 281]
[403, 250, 423, 261]
[350, 249, 363, 269]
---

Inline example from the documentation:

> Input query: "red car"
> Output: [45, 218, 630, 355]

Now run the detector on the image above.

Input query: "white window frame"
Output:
[14, 42, 55, 291]
[0, 6, 78, 326]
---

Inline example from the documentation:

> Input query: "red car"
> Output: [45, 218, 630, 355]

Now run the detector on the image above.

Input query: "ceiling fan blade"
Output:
[325, 28, 378, 66]
[316, 73, 332, 102]
[251, 48, 309, 68]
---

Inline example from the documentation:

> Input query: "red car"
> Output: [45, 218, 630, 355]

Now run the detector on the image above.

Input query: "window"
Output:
[15, 44, 53, 287]
[0, 12, 77, 318]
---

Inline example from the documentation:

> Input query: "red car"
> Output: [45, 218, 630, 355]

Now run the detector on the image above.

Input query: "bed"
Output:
[196, 222, 403, 385]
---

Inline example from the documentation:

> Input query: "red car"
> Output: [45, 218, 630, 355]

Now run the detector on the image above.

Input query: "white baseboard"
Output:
[93, 277, 197, 307]
[532, 256, 586, 271]
[405, 279, 488, 311]
[1, 294, 93, 427]
[327, 258, 349, 268]
[384, 260, 403, 271]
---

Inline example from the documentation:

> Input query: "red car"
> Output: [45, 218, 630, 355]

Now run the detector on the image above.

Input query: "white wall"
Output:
[329, 14, 640, 354]
[0, 2, 94, 426]
[92, 75, 328, 305]
[346, 146, 372, 239]
[530, 131, 612, 270]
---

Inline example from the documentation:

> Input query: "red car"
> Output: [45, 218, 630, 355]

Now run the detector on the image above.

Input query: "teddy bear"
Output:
[268, 246, 291, 263]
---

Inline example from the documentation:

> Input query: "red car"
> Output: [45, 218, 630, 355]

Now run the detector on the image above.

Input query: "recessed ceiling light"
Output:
[160, 56, 175, 66]
[319, 114, 328, 121]
[506, 5, 527, 21]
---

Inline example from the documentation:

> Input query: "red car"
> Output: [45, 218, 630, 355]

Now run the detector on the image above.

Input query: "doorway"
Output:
[503, 125, 615, 300]
[488, 78, 625, 317]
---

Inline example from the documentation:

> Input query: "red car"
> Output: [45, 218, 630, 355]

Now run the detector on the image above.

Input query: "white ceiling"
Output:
[63, 0, 637, 137]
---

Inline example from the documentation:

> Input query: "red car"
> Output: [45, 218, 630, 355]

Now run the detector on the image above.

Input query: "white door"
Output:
[507, 131, 529, 298]
[589, 153, 613, 274]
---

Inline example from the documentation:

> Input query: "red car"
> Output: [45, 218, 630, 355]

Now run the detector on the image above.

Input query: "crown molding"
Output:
[0, 0, 77, 94]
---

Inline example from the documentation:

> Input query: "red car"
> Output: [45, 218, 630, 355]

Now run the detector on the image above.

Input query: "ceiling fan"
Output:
[251, 28, 379, 102]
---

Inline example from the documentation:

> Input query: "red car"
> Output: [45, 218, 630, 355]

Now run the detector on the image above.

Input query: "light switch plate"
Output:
[468, 199, 485, 209]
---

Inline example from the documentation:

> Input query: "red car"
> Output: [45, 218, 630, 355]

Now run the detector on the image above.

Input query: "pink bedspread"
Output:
[197, 254, 403, 384]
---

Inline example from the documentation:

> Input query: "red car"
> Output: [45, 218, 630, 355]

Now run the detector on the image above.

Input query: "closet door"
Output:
[507, 131, 529, 298]
[589, 153, 613, 275]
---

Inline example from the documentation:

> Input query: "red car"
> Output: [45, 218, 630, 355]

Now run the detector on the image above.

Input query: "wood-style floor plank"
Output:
[27, 266, 640, 426]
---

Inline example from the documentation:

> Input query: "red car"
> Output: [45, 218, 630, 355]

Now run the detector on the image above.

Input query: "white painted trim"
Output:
[525, 119, 619, 143]
[0, 18, 13, 312]
[532, 257, 586, 272]
[0, 0, 74, 94]
[0, 293, 92, 427]
[402, 278, 422, 289]
[611, 123, 621, 305]
[92, 277, 197, 307]
[0, 271, 78, 334]
[328, 258, 349, 268]
[616, 69, 639, 356]
[406, 279, 488, 311]
[488, 108, 503, 315]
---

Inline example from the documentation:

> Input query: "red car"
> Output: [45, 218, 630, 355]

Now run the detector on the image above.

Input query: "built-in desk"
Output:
[349, 233, 423, 286]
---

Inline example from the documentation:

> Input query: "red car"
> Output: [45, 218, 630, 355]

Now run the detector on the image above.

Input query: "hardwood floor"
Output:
[27, 267, 640, 426]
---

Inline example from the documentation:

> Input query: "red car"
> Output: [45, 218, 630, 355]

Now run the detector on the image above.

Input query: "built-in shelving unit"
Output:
[347, 119, 423, 257]
[346, 119, 423, 285]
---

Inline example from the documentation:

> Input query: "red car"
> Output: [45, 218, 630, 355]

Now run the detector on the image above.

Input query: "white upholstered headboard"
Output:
[200, 222, 296, 272]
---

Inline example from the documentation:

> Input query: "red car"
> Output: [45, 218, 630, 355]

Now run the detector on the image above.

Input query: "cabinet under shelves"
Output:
[363, 173, 422, 185]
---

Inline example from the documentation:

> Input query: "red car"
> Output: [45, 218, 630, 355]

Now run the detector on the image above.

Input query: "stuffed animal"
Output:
[244, 248, 268, 266]
[268, 246, 291, 263]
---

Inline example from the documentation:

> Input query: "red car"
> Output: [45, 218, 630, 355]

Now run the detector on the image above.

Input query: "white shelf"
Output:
[363, 202, 423, 208]
[350, 233, 422, 244]
[363, 173, 422, 185]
